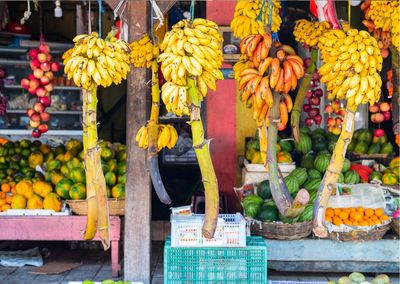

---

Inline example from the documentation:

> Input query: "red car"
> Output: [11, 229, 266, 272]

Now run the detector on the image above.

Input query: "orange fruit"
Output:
[379, 215, 389, 221]
[0, 199, 6, 206]
[326, 208, 334, 217]
[350, 208, 356, 212]
[368, 220, 375, 226]
[359, 220, 369, 226]
[343, 219, 353, 226]
[1, 204, 11, 211]
[373, 219, 381, 225]
[354, 213, 363, 221]
[339, 211, 349, 220]
[5, 195, 12, 204]
[375, 208, 384, 217]
[365, 208, 374, 217]
[356, 207, 365, 213]
[0, 192, 5, 199]
[1, 183, 10, 193]
[334, 208, 342, 216]
[352, 221, 359, 226]
[325, 216, 333, 223]
[11, 188, 16, 195]
[333, 218, 343, 226]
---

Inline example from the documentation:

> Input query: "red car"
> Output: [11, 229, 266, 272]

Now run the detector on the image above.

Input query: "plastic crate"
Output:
[164, 236, 267, 284]
[170, 213, 246, 247]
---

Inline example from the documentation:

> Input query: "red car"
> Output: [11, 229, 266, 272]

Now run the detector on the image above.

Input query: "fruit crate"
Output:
[164, 236, 267, 284]
[170, 213, 246, 247]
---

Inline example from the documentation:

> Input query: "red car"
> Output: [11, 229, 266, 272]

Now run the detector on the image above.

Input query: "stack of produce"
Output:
[325, 100, 345, 135]
[370, 156, 400, 186]
[302, 73, 323, 127]
[369, 101, 391, 124]
[347, 128, 393, 156]
[20, 44, 60, 137]
[325, 207, 389, 227]
[328, 272, 391, 284]
[242, 180, 313, 223]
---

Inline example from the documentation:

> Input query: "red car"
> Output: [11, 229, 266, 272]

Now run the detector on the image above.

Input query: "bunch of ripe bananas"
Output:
[63, 32, 130, 90]
[130, 34, 160, 68]
[230, 0, 282, 38]
[235, 32, 303, 129]
[158, 18, 224, 115]
[293, 20, 331, 48]
[318, 28, 383, 107]
[135, 124, 178, 151]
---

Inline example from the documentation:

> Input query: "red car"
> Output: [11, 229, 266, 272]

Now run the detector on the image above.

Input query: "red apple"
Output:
[39, 44, 50, 54]
[278, 123, 286, 131]
[309, 108, 319, 118]
[38, 124, 48, 134]
[36, 87, 47, 97]
[28, 87, 38, 95]
[45, 71, 54, 81]
[40, 76, 50, 85]
[314, 88, 323, 97]
[28, 74, 35, 80]
[39, 96, 51, 107]
[40, 112, 50, 122]
[33, 102, 45, 113]
[369, 103, 379, 113]
[29, 48, 39, 59]
[327, 117, 336, 126]
[33, 69, 44, 79]
[311, 96, 320, 106]
[380, 102, 390, 112]
[51, 62, 60, 72]
[383, 111, 391, 121]
[46, 54, 52, 62]
[371, 114, 377, 123]
[40, 62, 51, 72]
[44, 83, 54, 92]
[303, 57, 311, 68]
[337, 108, 346, 117]
[312, 72, 320, 81]
[325, 105, 334, 113]
[30, 113, 41, 122]
[335, 117, 343, 125]
[374, 129, 385, 137]
[32, 129, 41, 138]
[30, 59, 40, 70]
[30, 120, 40, 128]
[306, 90, 313, 99]
[37, 53, 47, 63]
[20, 78, 30, 89]
[303, 104, 311, 112]
[374, 112, 385, 123]
[29, 78, 40, 89]
[332, 100, 341, 110]
[305, 118, 314, 126]
[26, 108, 35, 117]
[314, 114, 322, 125]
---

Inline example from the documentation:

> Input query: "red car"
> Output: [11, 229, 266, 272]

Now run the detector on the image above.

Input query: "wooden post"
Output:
[124, 1, 151, 283]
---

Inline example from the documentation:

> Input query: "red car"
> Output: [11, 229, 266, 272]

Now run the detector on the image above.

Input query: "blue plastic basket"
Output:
[164, 236, 267, 283]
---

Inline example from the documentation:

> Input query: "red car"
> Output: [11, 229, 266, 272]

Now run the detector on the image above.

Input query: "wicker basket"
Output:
[328, 222, 390, 241]
[67, 199, 125, 216]
[250, 221, 313, 240]
[392, 219, 400, 236]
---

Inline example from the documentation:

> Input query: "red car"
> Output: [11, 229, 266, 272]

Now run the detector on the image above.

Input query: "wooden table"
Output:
[0, 215, 121, 277]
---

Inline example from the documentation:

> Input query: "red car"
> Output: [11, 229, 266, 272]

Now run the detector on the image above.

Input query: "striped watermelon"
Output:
[314, 153, 331, 173]
[295, 134, 312, 154]
[289, 168, 308, 186]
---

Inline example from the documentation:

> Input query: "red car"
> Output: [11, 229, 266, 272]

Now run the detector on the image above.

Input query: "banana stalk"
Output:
[267, 92, 310, 217]
[259, 125, 268, 166]
[187, 78, 219, 238]
[391, 46, 399, 136]
[312, 104, 358, 238]
[82, 88, 110, 249]
[291, 49, 318, 143]
[148, 61, 171, 204]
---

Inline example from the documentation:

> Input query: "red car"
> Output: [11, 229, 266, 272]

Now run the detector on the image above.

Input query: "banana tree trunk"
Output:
[313, 104, 358, 237]
[259, 125, 268, 166]
[291, 49, 318, 143]
[82, 88, 110, 250]
[147, 61, 171, 204]
[267, 92, 310, 217]
[391, 46, 399, 136]
[187, 78, 219, 239]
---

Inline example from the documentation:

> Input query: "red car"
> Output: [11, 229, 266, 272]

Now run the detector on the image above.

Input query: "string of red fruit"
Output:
[20, 43, 60, 138]
[302, 57, 323, 126]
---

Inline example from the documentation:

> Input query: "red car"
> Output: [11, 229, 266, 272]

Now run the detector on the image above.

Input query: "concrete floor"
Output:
[0, 241, 398, 284]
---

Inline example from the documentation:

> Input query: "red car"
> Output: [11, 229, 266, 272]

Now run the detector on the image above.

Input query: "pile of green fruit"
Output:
[328, 272, 391, 284]
[242, 179, 313, 223]
[348, 128, 394, 155]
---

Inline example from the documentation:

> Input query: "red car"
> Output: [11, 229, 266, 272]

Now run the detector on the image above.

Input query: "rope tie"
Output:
[20, 0, 31, 24]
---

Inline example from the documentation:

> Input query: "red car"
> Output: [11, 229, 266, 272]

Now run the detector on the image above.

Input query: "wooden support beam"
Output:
[124, 1, 151, 283]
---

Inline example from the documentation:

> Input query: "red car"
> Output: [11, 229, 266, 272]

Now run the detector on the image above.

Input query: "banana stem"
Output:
[291, 49, 318, 143]
[259, 125, 268, 165]
[82, 88, 110, 250]
[312, 104, 358, 238]
[390, 46, 399, 136]
[148, 61, 171, 204]
[267, 92, 309, 217]
[187, 78, 219, 239]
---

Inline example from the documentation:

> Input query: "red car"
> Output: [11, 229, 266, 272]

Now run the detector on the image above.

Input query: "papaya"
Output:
[370, 171, 383, 182]
[39, 144, 51, 155]
[69, 168, 86, 184]
[66, 157, 83, 171]
[101, 147, 114, 162]
[111, 184, 125, 199]
[389, 157, 400, 170]
[33, 181, 52, 198]
[382, 172, 398, 185]
[105, 171, 117, 187]
[107, 159, 118, 172]
[55, 178, 73, 199]
[69, 183, 86, 200]
[117, 150, 126, 162]
[43, 193, 62, 212]
[16, 180, 34, 199]
[60, 165, 70, 177]
[27, 194, 43, 209]
[28, 151, 44, 168]
[11, 194, 27, 209]
[380, 143, 393, 154]
[66, 139, 82, 153]
[118, 173, 126, 184]
[251, 152, 263, 164]
[246, 148, 257, 161]
[277, 151, 293, 163]
[46, 160, 61, 172]
[372, 134, 388, 144]
[54, 145, 66, 156]
[50, 171, 64, 186]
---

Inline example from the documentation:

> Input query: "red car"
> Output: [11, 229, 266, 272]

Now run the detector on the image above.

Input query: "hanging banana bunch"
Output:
[230, 0, 282, 38]
[291, 20, 332, 142]
[131, 34, 177, 204]
[313, 27, 383, 238]
[158, 18, 224, 238]
[63, 31, 130, 249]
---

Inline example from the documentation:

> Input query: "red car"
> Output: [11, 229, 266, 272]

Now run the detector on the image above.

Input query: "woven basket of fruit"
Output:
[67, 199, 125, 216]
[250, 220, 313, 240]
[328, 222, 390, 241]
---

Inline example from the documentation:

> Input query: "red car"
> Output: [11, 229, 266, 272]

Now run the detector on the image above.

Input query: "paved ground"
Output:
[0, 241, 398, 284]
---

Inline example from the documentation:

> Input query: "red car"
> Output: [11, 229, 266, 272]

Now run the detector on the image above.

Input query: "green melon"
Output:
[257, 180, 272, 199]
[284, 175, 300, 195]
[299, 127, 311, 135]
[314, 153, 331, 173]
[337, 172, 345, 183]
[298, 204, 313, 222]
[290, 168, 308, 186]
[312, 139, 328, 153]
[308, 169, 322, 179]
[354, 142, 369, 154]
[342, 158, 351, 173]
[347, 139, 357, 152]
[295, 134, 312, 154]
[358, 129, 373, 144]
[380, 142, 393, 154]
[257, 205, 278, 222]
[367, 143, 381, 154]
[303, 178, 321, 193]
[279, 140, 293, 153]
[55, 178, 73, 199]
[344, 170, 360, 184]
[301, 153, 315, 170]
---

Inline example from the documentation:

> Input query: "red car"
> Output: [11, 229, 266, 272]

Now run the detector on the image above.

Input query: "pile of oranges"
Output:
[0, 183, 16, 212]
[325, 207, 390, 227]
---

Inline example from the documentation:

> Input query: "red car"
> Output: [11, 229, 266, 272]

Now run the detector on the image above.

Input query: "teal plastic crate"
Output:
[164, 236, 267, 284]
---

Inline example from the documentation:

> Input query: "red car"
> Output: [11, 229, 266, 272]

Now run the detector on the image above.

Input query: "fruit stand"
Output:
[0, 0, 399, 283]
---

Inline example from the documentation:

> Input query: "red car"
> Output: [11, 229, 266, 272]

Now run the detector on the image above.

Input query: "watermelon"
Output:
[312, 139, 328, 153]
[347, 139, 357, 152]
[337, 172, 345, 183]
[309, 190, 317, 202]
[380, 142, 393, 154]
[299, 127, 312, 135]
[290, 168, 308, 186]
[257, 205, 279, 222]
[314, 153, 331, 173]
[328, 140, 336, 153]
[358, 129, 373, 144]
[284, 175, 300, 195]
[303, 178, 321, 193]
[344, 170, 360, 184]
[342, 158, 351, 173]
[353, 128, 363, 140]
[308, 169, 322, 179]
[243, 195, 264, 218]
[326, 132, 339, 142]
[279, 214, 299, 224]
[279, 140, 293, 153]
[295, 134, 312, 154]
[367, 143, 381, 154]
[354, 142, 369, 154]
[257, 180, 272, 199]
[301, 153, 315, 170]
[298, 204, 313, 222]
[370, 171, 383, 182]
[312, 128, 327, 139]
